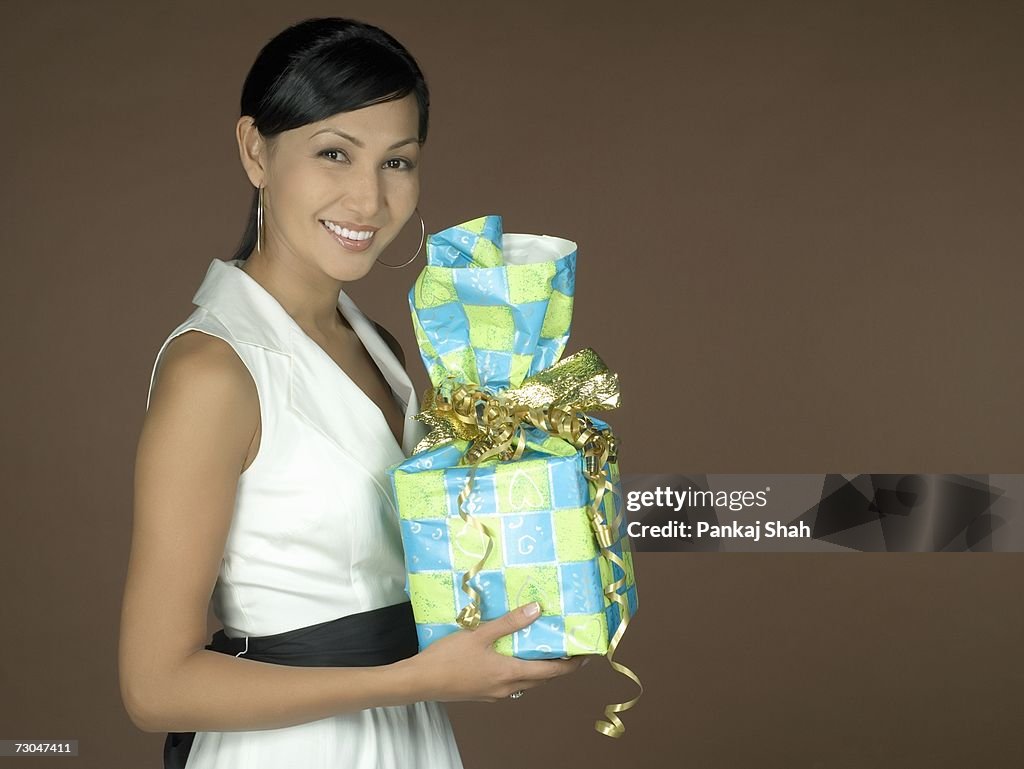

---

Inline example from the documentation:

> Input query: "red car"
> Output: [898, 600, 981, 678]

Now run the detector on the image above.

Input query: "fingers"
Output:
[473, 605, 592, 688]
[477, 656, 588, 701]
[480, 601, 542, 642]
[512, 655, 586, 682]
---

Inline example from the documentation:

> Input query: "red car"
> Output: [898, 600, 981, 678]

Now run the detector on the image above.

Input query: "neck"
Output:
[240, 248, 348, 337]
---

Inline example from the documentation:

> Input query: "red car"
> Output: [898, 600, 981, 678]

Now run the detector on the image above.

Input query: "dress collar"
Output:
[190, 257, 426, 464]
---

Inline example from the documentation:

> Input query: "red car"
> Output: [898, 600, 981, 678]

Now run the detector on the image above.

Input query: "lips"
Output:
[320, 219, 376, 252]
[321, 219, 378, 237]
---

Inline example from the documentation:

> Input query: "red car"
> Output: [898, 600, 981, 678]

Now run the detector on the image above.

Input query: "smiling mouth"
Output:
[320, 220, 376, 252]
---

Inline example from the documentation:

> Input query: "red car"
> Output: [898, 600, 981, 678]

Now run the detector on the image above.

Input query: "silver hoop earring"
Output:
[256, 186, 265, 254]
[376, 208, 424, 268]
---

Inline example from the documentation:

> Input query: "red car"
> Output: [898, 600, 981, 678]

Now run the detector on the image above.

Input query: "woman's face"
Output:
[238, 93, 422, 282]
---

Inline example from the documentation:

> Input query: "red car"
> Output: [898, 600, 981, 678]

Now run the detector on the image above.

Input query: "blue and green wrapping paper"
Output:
[385, 215, 642, 736]
[406, 213, 577, 391]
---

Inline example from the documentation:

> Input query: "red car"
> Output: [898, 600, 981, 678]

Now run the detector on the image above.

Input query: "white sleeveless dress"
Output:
[145, 258, 465, 769]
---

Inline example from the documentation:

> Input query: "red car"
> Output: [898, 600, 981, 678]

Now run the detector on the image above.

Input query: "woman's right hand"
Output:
[405, 602, 590, 703]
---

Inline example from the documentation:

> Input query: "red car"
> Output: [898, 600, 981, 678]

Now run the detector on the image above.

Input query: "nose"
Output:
[344, 164, 385, 223]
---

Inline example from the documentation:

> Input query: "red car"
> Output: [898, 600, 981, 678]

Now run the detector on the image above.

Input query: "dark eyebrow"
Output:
[309, 127, 419, 150]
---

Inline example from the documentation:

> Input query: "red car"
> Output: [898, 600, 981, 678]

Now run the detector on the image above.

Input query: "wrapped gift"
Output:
[385, 214, 642, 736]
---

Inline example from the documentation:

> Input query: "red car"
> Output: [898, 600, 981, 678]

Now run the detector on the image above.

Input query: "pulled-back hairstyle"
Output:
[230, 17, 430, 262]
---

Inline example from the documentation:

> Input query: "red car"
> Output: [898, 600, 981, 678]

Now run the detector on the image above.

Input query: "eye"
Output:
[318, 148, 349, 163]
[385, 157, 416, 171]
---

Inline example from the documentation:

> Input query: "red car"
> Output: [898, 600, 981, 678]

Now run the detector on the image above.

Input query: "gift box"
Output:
[389, 418, 637, 659]
[385, 214, 641, 736]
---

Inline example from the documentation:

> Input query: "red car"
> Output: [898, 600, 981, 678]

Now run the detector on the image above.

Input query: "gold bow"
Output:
[411, 347, 643, 737]
[412, 346, 622, 455]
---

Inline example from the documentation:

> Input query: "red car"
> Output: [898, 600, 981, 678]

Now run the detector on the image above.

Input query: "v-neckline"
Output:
[298, 303, 405, 451]
[229, 262, 408, 452]
[324, 307, 405, 447]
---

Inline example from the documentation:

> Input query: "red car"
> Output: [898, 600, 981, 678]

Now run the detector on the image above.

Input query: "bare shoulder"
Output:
[154, 329, 261, 417]
[158, 328, 252, 381]
[372, 319, 406, 368]
[138, 327, 261, 539]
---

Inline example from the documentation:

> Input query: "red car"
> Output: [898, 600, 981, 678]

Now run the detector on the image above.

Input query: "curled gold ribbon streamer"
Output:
[413, 347, 643, 737]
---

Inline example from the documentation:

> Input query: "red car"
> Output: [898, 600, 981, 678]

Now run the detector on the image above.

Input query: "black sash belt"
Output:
[163, 600, 419, 769]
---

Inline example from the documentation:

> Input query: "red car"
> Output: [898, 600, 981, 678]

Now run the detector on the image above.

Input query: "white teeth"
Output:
[322, 220, 375, 240]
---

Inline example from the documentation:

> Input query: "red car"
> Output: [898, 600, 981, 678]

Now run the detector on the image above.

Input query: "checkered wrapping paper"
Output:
[387, 214, 637, 659]
[389, 420, 638, 659]
[409, 214, 578, 394]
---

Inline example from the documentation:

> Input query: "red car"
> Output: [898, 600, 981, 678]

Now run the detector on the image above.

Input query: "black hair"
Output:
[230, 17, 430, 262]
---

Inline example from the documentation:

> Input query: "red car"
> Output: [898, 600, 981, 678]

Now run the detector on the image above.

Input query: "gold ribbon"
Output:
[412, 347, 643, 737]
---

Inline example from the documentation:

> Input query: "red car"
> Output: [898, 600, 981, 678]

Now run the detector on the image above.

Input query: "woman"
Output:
[118, 17, 585, 769]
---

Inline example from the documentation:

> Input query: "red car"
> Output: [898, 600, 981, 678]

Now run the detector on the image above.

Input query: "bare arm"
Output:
[118, 331, 427, 733]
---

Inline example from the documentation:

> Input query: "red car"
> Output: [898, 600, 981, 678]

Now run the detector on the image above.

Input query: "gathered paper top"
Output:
[408, 214, 578, 393]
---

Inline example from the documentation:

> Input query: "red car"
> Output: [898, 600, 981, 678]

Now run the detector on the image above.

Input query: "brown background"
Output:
[2, 1, 1022, 767]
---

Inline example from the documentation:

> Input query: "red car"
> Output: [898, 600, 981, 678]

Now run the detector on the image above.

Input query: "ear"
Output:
[236, 116, 268, 188]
